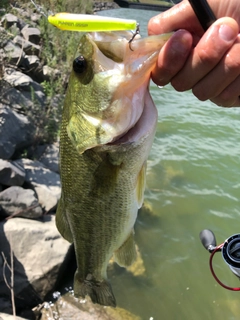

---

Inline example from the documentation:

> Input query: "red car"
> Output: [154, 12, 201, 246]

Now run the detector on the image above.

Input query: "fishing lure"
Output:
[30, 0, 139, 47]
[48, 13, 138, 32]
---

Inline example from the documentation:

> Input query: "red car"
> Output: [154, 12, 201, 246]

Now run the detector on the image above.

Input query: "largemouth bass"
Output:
[56, 30, 171, 307]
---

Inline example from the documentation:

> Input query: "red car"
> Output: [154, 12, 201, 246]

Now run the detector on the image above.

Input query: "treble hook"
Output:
[128, 23, 140, 51]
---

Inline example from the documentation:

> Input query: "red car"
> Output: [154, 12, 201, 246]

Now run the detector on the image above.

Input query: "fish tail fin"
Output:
[74, 272, 116, 307]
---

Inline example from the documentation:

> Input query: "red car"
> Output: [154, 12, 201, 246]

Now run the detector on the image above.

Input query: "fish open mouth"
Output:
[90, 31, 170, 147]
[107, 82, 158, 146]
[89, 31, 170, 147]
[67, 31, 171, 154]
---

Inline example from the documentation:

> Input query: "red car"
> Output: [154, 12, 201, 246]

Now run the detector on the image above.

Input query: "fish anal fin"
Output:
[74, 272, 116, 307]
[56, 197, 73, 243]
[136, 162, 147, 208]
[114, 231, 137, 267]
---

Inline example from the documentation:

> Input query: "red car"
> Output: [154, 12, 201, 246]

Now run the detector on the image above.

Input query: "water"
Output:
[95, 8, 240, 320]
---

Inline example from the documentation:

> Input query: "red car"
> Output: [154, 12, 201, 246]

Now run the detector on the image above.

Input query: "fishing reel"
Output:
[200, 229, 240, 291]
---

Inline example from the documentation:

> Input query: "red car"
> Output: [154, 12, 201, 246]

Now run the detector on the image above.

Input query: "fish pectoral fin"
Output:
[136, 162, 147, 208]
[114, 230, 137, 267]
[56, 197, 73, 243]
[74, 272, 116, 307]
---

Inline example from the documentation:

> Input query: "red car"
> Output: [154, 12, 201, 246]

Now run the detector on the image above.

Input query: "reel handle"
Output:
[199, 229, 217, 253]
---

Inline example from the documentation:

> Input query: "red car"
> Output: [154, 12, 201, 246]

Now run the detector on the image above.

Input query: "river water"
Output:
[96, 8, 240, 320]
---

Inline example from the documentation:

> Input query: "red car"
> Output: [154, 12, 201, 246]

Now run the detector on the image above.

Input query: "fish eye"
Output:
[73, 55, 87, 73]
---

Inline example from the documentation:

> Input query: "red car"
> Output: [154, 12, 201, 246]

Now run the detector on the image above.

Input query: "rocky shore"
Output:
[94, 1, 119, 12]
[0, 5, 71, 318]
[0, 2, 146, 320]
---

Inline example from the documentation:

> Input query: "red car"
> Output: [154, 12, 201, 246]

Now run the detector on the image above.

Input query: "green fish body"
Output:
[56, 31, 171, 307]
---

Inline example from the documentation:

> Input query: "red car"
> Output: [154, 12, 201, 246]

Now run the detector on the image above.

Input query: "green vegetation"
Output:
[4, 0, 96, 146]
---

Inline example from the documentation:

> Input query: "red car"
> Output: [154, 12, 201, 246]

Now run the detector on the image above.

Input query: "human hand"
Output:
[148, 0, 240, 107]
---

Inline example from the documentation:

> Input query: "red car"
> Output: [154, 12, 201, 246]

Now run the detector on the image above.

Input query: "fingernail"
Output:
[219, 25, 236, 42]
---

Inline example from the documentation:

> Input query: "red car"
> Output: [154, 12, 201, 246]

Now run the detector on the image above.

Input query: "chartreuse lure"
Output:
[48, 13, 137, 32]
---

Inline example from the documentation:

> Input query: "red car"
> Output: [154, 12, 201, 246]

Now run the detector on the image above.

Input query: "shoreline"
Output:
[114, 0, 172, 11]
[93, 1, 173, 13]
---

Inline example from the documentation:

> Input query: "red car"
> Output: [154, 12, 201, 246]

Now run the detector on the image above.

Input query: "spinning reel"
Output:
[200, 229, 240, 291]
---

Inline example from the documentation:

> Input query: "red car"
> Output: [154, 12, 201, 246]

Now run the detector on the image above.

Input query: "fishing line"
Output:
[30, 0, 52, 18]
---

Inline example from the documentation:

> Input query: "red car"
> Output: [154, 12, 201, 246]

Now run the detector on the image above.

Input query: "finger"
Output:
[211, 75, 240, 107]
[171, 18, 239, 92]
[192, 35, 240, 101]
[151, 30, 193, 86]
[148, 0, 205, 36]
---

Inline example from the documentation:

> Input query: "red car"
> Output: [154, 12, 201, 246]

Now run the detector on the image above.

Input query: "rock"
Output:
[31, 13, 42, 24]
[42, 65, 61, 82]
[1, 87, 35, 113]
[0, 297, 12, 314]
[13, 35, 40, 55]
[27, 144, 47, 160]
[17, 87, 46, 108]
[0, 186, 42, 219]
[0, 215, 71, 310]
[24, 54, 40, 69]
[15, 159, 61, 212]
[0, 313, 28, 320]
[3, 40, 25, 66]
[40, 294, 141, 320]
[3, 68, 46, 107]
[93, 1, 119, 12]
[21, 26, 41, 45]
[0, 159, 25, 186]
[38, 143, 59, 173]
[0, 13, 19, 29]
[34, 185, 59, 213]
[4, 67, 43, 92]
[0, 104, 35, 160]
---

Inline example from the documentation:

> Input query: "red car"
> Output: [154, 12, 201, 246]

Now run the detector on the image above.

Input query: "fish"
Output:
[56, 30, 171, 307]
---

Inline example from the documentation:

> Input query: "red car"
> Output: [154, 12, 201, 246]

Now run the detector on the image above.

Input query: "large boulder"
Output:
[3, 68, 46, 107]
[0, 159, 25, 186]
[4, 67, 44, 93]
[1, 87, 36, 113]
[0, 313, 28, 320]
[38, 143, 59, 173]
[21, 26, 41, 45]
[15, 159, 61, 212]
[40, 294, 141, 320]
[0, 215, 71, 310]
[0, 186, 42, 219]
[0, 104, 36, 160]
[13, 35, 40, 56]
[2, 40, 25, 66]
[0, 13, 19, 29]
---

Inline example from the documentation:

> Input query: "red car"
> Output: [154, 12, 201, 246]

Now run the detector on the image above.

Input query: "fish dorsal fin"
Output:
[136, 162, 147, 208]
[114, 230, 137, 267]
